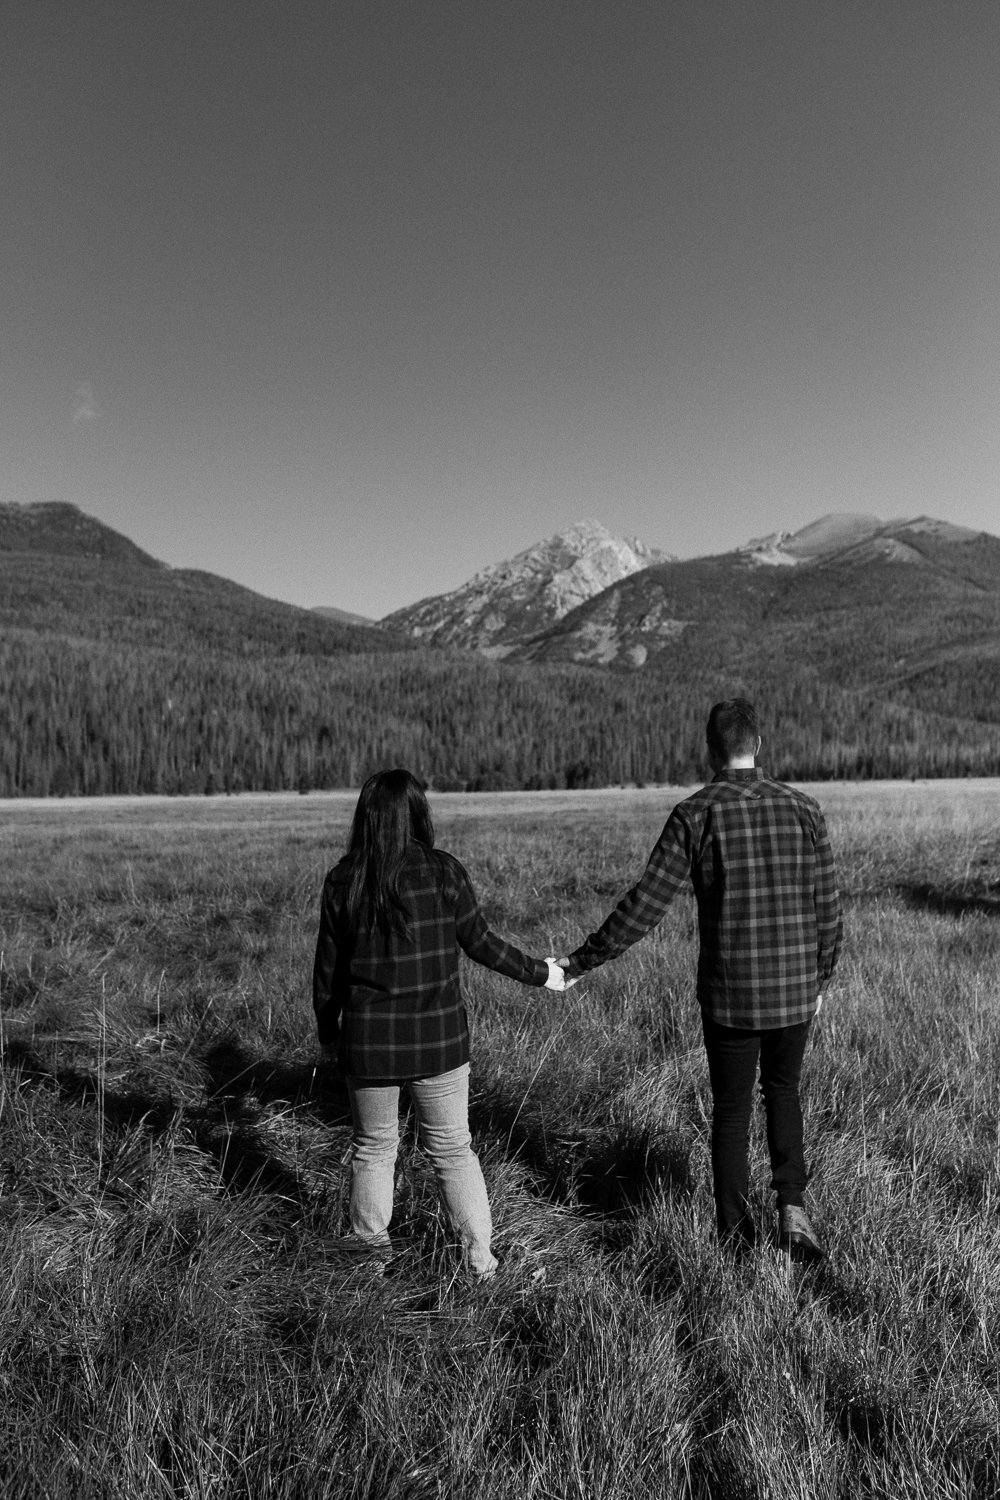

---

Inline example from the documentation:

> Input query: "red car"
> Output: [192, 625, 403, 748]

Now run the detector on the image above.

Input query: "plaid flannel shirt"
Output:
[566, 768, 842, 1028]
[313, 840, 549, 1079]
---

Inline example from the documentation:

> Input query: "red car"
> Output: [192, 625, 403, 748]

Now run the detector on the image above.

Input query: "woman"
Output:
[313, 768, 564, 1279]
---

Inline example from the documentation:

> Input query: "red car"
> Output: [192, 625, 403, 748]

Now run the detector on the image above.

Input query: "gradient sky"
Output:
[4, 1, 1000, 619]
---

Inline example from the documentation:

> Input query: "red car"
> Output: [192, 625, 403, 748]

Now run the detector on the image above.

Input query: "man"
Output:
[557, 699, 842, 1260]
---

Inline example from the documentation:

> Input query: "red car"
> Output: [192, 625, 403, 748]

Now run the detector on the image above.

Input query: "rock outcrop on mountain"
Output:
[379, 520, 672, 655]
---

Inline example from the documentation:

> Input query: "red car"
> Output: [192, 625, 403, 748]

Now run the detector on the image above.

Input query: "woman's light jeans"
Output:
[345, 1062, 496, 1276]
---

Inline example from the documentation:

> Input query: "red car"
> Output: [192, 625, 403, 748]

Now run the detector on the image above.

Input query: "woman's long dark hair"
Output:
[343, 769, 435, 941]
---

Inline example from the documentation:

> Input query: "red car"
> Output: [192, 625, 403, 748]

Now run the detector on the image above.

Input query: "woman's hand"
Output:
[544, 957, 578, 991]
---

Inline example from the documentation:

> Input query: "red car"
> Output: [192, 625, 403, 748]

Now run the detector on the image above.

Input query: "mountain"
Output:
[379, 510, 1000, 670]
[510, 514, 1000, 731]
[0, 501, 164, 567]
[739, 511, 983, 567]
[373, 511, 1000, 742]
[740, 512, 886, 565]
[0, 502, 408, 660]
[312, 605, 377, 628]
[1, 501, 998, 797]
[380, 519, 673, 655]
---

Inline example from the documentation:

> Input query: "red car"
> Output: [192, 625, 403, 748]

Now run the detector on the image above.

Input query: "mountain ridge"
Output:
[0, 499, 997, 794]
[0, 501, 164, 568]
[512, 513, 1000, 672]
[373, 509, 1000, 670]
[739, 511, 985, 568]
[312, 605, 377, 628]
[0, 501, 411, 660]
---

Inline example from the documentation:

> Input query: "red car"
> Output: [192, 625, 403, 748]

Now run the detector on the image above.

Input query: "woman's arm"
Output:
[312, 877, 343, 1044]
[452, 862, 551, 987]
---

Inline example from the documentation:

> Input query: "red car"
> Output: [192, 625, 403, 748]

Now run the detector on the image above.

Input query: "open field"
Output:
[1, 783, 999, 1497]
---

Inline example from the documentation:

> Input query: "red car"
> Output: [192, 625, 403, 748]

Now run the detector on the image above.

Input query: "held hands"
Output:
[544, 958, 565, 990]
[544, 957, 579, 992]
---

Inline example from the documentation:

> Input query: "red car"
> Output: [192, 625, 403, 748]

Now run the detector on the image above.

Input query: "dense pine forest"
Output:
[2, 503, 1000, 796]
[2, 629, 999, 798]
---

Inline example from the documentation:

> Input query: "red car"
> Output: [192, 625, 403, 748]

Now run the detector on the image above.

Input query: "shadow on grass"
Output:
[471, 1090, 694, 1221]
[0, 1034, 352, 1128]
[567, 1126, 694, 1217]
[0, 1037, 179, 1129]
[833, 1396, 902, 1456]
[0, 1036, 351, 1218]
[201, 1037, 352, 1124]
[192, 1117, 307, 1204]
[897, 882, 1000, 918]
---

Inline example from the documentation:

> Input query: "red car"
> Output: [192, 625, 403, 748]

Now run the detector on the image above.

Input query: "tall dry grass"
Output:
[0, 784, 998, 1497]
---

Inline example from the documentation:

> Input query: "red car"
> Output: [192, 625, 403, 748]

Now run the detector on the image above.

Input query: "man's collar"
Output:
[712, 766, 766, 782]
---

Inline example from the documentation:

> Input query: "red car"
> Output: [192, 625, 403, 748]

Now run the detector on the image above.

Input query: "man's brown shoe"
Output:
[777, 1205, 824, 1263]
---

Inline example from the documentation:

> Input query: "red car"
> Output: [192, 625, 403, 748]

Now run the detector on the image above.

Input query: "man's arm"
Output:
[563, 810, 693, 977]
[814, 810, 842, 986]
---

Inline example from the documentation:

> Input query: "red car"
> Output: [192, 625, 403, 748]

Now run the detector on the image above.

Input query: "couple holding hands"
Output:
[313, 700, 842, 1280]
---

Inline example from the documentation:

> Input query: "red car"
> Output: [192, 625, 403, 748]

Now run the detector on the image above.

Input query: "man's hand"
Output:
[814, 977, 842, 1017]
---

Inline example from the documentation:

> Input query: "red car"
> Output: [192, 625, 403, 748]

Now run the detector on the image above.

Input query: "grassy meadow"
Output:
[0, 782, 998, 1498]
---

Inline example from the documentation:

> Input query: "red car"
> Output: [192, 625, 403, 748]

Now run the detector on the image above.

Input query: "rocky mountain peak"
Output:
[380, 519, 673, 655]
[550, 518, 617, 553]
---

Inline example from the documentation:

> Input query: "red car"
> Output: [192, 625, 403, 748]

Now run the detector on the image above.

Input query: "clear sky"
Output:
[4, 1, 999, 619]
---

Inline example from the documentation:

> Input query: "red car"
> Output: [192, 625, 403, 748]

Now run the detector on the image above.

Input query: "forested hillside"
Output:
[2, 628, 998, 797]
[0, 546, 405, 660]
[1, 503, 999, 796]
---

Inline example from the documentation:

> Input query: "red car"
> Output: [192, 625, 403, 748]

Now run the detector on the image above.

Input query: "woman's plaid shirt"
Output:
[566, 768, 842, 1027]
[313, 841, 549, 1079]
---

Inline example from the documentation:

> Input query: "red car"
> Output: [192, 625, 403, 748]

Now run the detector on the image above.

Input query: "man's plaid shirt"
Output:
[566, 768, 842, 1027]
[313, 841, 549, 1079]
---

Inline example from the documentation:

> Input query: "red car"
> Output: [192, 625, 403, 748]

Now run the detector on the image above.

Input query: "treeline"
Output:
[1, 631, 999, 798]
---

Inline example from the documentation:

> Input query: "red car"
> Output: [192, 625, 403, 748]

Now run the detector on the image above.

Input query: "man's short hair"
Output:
[706, 699, 759, 761]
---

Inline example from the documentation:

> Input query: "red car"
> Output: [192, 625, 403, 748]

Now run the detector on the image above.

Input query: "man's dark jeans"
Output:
[701, 1014, 813, 1242]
